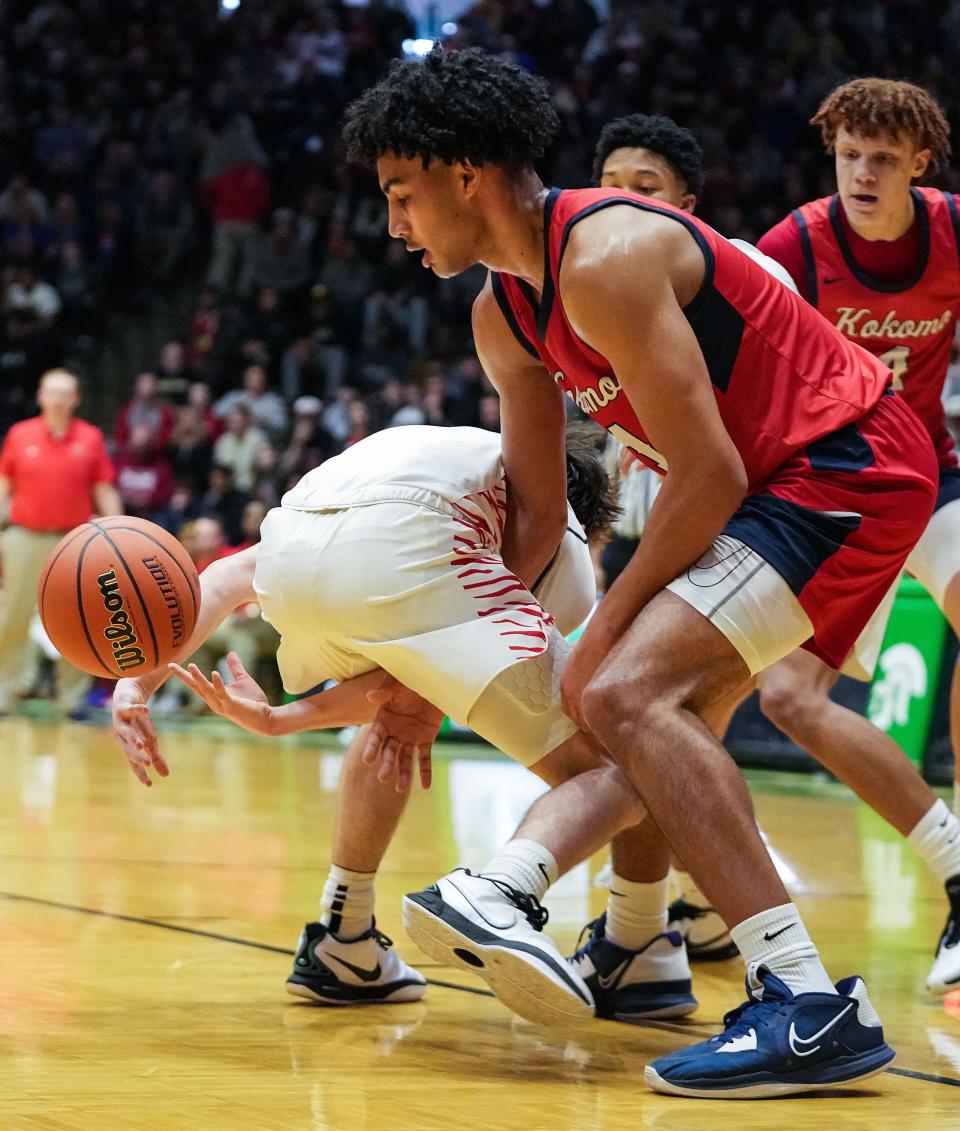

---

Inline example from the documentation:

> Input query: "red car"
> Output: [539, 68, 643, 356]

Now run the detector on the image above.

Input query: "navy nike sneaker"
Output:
[286, 920, 427, 1005]
[569, 913, 697, 1021]
[403, 869, 595, 1025]
[645, 966, 894, 1098]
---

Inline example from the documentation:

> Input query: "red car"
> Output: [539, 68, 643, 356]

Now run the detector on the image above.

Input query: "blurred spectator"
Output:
[115, 421, 176, 520]
[0, 174, 47, 228]
[43, 193, 86, 264]
[199, 110, 270, 296]
[243, 208, 312, 302]
[319, 227, 375, 347]
[167, 404, 213, 494]
[211, 404, 268, 491]
[187, 381, 222, 442]
[214, 363, 289, 439]
[237, 499, 269, 549]
[245, 286, 292, 369]
[279, 395, 338, 481]
[343, 397, 373, 447]
[34, 102, 91, 174]
[115, 371, 176, 457]
[362, 240, 429, 355]
[249, 441, 283, 509]
[138, 169, 194, 290]
[190, 463, 249, 545]
[92, 198, 138, 308]
[6, 263, 61, 328]
[154, 340, 196, 404]
[52, 241, 101, 339]
[322, 385, 359, 446]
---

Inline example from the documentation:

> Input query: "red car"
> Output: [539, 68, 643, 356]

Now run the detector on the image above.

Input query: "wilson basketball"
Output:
[38, 517, 201, 679]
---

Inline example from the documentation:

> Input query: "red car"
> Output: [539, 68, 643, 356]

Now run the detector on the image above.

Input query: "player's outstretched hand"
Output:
[364, 676, 444, 793]
[112, 677, 168, 787]
[168, 653, 275, 735]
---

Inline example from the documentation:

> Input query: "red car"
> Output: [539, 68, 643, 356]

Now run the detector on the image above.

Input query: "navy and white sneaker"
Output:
[286, 920, 427, 1005]
[668, 896, 739, 962]
[927, 875, 960, 995]
[569, 913, 697, 1021]
[403, 869, 595, 1026]
[645, 966, 894, 1098]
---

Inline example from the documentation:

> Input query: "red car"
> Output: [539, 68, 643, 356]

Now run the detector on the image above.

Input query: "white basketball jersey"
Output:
[283, 425, 505, 511]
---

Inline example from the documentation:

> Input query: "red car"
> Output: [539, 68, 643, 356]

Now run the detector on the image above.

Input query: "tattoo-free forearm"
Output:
[266, 670, 386, 736]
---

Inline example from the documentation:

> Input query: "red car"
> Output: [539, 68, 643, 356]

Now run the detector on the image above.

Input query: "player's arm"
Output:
[473, 277, 568, 588]
[170, 657, 443, 792]
[0, 475, 10, 526]
[558, 211, 748, 719]
[112, 547, 261, 784]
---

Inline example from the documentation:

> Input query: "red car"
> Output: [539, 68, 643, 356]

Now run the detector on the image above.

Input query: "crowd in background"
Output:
[4, 0, 960, 576]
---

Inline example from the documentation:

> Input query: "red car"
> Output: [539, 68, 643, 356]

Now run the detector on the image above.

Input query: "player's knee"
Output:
[759, 677, 824, 735]
[580, 669, 658, 752]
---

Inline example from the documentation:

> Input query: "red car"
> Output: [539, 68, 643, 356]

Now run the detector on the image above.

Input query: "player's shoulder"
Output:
[562, 203, 685, 284]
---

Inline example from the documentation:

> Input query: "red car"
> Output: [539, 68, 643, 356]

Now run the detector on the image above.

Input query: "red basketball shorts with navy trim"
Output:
[722, 390, 937, 670]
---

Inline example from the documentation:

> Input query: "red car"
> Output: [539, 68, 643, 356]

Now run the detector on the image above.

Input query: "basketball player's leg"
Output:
[905, 489, 960, 992]
[400, 626, 699, 1027]
[286, 724, 427, 1006]
[580, 560, 893, 1095]
[758, 648, 941, 835]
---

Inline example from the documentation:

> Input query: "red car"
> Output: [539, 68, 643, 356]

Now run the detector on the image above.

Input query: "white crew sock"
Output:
[729, 903, 836, 996]
[482, 839, 558, 900]
[907, 799, 960, 884]
[320, 864, 376, 939]
[605, 873, 670, 950]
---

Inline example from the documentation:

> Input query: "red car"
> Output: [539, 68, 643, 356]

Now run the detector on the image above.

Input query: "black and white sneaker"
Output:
[286, 920, 427, 1005]
[668, 897, 739, 962]
[570, 913, 697, 1021]
[927, 876, 960, 996]
[402, 869, 595, 1025]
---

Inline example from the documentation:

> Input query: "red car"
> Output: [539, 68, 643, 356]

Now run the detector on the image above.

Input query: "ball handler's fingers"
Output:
[377, 736, 400, 785]
[361, 721, 386, 766]
[395, 747, 414, 793]
[417, 746, 432, 791]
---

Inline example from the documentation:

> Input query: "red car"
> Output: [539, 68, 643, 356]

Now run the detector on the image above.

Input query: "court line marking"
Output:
[4, 890, 959, 1088]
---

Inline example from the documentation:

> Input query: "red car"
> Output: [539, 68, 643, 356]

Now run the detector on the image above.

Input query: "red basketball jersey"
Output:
[790, 187, 960, 467]
[492, 188, 893, 490]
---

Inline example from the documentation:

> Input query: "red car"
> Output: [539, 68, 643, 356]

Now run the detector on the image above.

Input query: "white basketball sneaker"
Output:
[403, 869, 595, 1025]
[569, 913, 698, 1021]
[927, 876, 960, 996]
[286, 920, 427, 1005]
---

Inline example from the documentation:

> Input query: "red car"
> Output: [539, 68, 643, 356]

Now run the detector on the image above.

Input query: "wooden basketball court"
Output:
[1, 714, 958, 1129]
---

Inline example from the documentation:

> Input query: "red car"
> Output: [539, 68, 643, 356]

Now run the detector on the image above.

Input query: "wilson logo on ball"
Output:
[97, 569, 146, 671]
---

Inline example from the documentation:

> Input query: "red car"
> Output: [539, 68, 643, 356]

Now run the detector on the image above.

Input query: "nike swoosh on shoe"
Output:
[788, 1002, 854, 1057]
[327, 954, 384, 982]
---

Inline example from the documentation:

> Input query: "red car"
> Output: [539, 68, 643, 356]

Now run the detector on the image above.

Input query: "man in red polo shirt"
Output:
[0, 368, 121, 715]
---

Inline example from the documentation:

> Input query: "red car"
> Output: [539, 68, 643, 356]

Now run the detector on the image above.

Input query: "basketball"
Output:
[37, 517, 201, 679]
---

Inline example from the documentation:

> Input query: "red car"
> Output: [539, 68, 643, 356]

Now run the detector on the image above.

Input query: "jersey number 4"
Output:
[879, 345, 911, 389]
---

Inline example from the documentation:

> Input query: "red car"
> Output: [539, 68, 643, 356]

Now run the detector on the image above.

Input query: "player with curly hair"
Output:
[341, 47, 943, 1097]
[755, 78, 960, 999]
